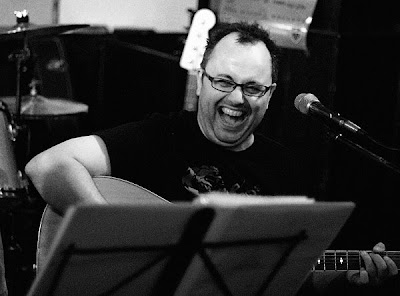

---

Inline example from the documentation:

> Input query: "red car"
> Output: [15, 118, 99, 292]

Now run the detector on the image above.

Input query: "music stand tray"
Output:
[27, 199, 354, 296]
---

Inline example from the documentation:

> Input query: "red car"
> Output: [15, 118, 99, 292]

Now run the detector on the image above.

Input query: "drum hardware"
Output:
[0, 10, 89, 41]
[0, 11, 90, 194]
[1, 12, 90, 294]
[0, 81, 89, 119]
[0, 101, 27, 210]
[1, 10, 89, 120]
[6, 11, 31, 123]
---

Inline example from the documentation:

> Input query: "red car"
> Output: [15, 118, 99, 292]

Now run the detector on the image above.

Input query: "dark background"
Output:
[1, 0, 400, 294]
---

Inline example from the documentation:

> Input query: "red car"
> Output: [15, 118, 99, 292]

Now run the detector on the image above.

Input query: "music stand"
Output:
[176, 195, 354, 296]
[27, 200, 354, 296]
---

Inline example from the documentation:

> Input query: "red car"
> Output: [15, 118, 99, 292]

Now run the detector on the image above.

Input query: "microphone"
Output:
[294, 93, 367, 136]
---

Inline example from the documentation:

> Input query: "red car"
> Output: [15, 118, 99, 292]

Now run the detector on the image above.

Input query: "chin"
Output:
[216, 135, 245, 147]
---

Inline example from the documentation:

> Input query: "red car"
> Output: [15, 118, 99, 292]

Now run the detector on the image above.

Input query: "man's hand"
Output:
[347, 242, 398, 286]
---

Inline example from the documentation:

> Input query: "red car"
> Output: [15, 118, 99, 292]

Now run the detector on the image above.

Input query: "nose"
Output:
[228, 85, 246, 104]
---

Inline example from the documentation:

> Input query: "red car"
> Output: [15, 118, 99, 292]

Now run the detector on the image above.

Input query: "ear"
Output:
[265, 83, 277, 108]
[195, 69, 204, 97]
[269, 83, 277, 97]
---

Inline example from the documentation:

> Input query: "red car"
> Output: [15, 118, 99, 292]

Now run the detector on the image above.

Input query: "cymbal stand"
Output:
[7, 11, 32, 125]
[6, 12, 32, 171]
[8, 42, 30, 124]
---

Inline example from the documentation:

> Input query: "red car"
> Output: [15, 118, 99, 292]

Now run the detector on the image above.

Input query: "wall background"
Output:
[1, 0, 197, 32]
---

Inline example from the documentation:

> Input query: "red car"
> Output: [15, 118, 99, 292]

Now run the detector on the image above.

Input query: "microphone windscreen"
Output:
[294, 93, 318, 115]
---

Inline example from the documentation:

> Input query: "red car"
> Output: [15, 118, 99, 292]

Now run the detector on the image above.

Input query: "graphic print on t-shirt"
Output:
[182, 164, 261, 197]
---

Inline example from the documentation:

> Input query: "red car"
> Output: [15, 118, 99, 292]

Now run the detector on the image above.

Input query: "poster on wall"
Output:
[215, 0, 318, 51]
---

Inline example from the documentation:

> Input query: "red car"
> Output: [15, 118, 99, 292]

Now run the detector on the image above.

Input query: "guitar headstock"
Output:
[179, 8, 216, 72]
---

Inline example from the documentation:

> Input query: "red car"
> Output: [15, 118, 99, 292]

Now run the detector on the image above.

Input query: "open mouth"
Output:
[218, 106, 247, 125]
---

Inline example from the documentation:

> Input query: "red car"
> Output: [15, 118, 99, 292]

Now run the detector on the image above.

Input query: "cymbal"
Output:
[0, 23, 89, 41]
[0, 95, 88, 119]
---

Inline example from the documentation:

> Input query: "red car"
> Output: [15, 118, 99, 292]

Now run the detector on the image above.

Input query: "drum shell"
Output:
[0, 104, 21, 191]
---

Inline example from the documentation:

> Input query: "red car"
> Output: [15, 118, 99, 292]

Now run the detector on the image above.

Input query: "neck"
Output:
[313, 250, 400, 271]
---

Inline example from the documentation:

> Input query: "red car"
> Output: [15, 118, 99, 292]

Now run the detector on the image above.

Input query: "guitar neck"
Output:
[313, 250, 400, 271]
[180, 9, 216, 112]
[183, 71, 198, 111]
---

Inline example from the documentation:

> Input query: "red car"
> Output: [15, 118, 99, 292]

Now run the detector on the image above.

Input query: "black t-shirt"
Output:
[95, 111, 299, 201]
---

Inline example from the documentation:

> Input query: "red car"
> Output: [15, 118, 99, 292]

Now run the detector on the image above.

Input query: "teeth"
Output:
[221, 107, 242, 117]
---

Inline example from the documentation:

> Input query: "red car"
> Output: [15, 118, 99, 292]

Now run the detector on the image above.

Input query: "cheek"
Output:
[199, 90, 219, 111]
[252, 99, 269, 114]
[249, 99, 270, 124]
[256, 96, 271, 113]
[197, 94, 217, 127]
[198, 95, 211, 114]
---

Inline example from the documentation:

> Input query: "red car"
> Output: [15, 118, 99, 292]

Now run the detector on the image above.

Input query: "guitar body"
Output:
[36, 176, 168, 273]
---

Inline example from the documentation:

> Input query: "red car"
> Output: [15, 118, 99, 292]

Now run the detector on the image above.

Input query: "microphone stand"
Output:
[327, 130, 400, 177]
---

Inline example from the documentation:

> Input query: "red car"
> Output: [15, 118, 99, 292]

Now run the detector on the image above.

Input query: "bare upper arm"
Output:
[70, 135, 111, 176]
[25, 135, 112, 178]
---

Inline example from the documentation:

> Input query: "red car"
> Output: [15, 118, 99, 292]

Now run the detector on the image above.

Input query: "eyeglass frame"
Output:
[202, 69, 273, 98]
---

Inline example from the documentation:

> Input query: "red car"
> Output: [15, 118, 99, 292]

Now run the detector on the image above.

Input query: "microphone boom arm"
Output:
[327, 130, 400, 176]
[309, 102, 365, 135]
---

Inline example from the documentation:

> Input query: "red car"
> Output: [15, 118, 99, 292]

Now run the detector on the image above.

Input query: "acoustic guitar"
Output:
[36, 176, 169, 273]
[36, 176, 400, 275]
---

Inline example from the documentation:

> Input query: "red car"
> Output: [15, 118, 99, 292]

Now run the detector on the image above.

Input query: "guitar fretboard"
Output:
[313, 250, 400, 271]
[183, 72, 198, 111]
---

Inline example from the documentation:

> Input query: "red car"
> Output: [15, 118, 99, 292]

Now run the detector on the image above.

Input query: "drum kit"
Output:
[0, 10, 91, 293]
[0, 10, 89, 207]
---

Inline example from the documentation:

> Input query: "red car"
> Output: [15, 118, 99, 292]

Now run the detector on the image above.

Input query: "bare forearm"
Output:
[26, 156, 107, 214]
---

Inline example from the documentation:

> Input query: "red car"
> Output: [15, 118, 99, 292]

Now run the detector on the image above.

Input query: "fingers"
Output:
[360, 243, 398, 285]
[372, 242, 398, 275]
[384, 255, 399, 276]
[358, 268, 369, 284]
[372, 242, 385, 253]
[361, 251, 378, 281]
[347, 268, 369, 285]
[347, 243, 398, 287]
[369, 251, 388, 279]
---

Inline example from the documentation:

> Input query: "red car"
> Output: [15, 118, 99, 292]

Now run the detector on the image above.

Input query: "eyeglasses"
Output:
[203, 70, 272, 97]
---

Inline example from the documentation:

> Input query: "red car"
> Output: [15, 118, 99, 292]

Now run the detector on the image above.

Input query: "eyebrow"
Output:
[216, 74, 234, 80]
